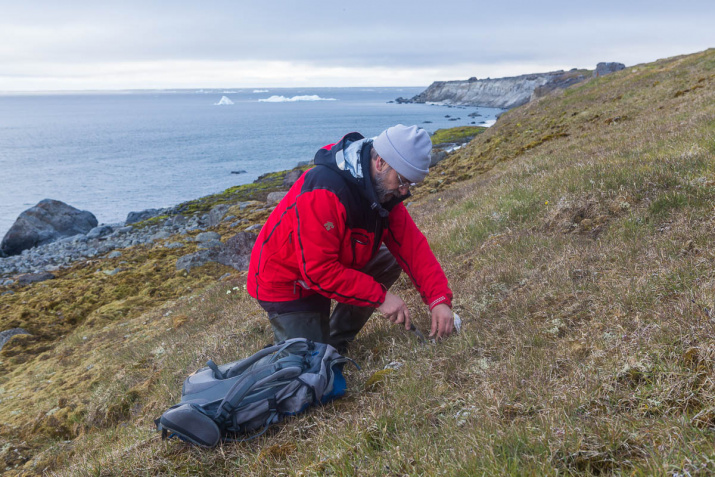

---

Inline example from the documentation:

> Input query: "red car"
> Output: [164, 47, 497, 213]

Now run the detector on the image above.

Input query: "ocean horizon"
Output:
[0, 87, 503, 238]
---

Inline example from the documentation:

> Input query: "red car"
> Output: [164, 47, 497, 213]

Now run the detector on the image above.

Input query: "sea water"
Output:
[0, 88, 503, 237]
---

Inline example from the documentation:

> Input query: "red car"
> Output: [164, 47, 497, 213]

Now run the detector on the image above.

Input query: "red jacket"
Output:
[247, 132, 452, 310]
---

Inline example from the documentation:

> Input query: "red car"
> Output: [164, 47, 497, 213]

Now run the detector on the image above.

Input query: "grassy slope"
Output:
[2, 49, 715, 475]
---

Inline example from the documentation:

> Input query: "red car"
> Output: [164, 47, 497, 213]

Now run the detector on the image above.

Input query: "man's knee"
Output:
[268, 311, 329, 343]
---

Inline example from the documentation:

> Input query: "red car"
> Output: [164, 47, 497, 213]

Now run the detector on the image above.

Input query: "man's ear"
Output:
[375, 156, 387, 172]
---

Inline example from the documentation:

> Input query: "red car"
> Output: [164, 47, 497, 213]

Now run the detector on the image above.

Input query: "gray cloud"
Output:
[1, 0, 713, 88]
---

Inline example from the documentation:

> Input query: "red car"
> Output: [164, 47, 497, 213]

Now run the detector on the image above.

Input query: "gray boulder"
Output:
[1, 199, 98, 256]
[171, 214, 187, 226]
[150, 230, 173, 241]
[593, 62, 625, 77]
[217, 232, 257, 270]
[283, 169, 303, 188]
[176, 249, 219, 272]
[267, 191, 288, 206]
[86, 225, 113, 240]
[208, 204, 231, 227]
[0, 328, 30, 352]
[195, 231, 221, 243]
[58, 233, 86, 244]
[16, 272, 55, 286]
[126, 208, 163, 225]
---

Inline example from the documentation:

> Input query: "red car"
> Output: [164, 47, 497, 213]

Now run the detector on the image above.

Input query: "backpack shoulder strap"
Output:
[213, 354, 305, 423]
[221, 338, 311, 379]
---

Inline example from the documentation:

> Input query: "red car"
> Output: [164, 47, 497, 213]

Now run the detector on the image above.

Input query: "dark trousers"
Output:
[258, 245, 402, 351]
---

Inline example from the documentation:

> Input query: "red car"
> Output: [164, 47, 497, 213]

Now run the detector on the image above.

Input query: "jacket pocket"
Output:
[350, 232, 371, 268]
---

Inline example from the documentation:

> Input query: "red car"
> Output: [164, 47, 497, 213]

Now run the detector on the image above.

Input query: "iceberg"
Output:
[258, 95, 337, 103]
[214, 96, 234, 106]
[252, 89, 269, 93]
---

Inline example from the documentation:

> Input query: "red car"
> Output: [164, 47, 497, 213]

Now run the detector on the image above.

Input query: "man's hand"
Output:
[430, 304, 454, 339]
[377, 291, 411, 330]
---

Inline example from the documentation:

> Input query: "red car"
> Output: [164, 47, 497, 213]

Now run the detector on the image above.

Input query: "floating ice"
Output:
[214, 96, 234, 106]
[252, 89, 269, 93]
[258, 95, 337, 103]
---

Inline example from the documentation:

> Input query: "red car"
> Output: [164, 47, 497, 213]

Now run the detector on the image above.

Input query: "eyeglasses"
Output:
[396, 172, 413, 191]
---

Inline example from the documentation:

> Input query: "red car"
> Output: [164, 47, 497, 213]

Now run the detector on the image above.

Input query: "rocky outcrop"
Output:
[593, 62, 625, 77]
[407, 72, 567, 109]
[404, 67, 602, 109]
[1, 199, 98, 256]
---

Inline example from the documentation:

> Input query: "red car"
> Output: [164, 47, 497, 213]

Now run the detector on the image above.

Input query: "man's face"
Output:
[373, 162, 411, 203]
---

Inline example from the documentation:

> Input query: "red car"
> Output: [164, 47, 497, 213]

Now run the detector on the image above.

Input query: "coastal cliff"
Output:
[402, 69, 591, 109]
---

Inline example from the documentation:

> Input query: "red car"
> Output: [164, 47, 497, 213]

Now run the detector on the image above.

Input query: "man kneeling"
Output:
[247, 125, 454, 350]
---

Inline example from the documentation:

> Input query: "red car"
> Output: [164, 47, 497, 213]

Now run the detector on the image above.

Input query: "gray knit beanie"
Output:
[373, 124, 431, 183]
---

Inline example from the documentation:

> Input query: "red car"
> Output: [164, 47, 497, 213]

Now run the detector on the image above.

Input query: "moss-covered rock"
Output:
[431, 125, 486, 145]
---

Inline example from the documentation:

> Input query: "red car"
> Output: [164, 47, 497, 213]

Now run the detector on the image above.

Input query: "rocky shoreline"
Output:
[0, 211, 203, 279]
[0, 173, 295, 283]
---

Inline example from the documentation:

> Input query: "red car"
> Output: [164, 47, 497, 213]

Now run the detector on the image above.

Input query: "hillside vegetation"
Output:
[1, 49, 714, 475]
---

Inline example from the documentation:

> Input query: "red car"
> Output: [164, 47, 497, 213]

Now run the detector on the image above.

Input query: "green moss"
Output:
[131, 214, 169, 229]
[431, 126, 486, 145]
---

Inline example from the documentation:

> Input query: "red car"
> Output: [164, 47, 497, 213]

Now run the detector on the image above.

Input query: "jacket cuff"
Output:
[376, 282, 388, 305]
[428, 296, 451, 311]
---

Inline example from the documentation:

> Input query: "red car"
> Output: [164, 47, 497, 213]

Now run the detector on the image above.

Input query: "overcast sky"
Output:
[1, 0, 713, 91]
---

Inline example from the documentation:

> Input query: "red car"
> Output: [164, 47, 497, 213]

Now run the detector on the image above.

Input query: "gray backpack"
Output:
[155, 338, 357, 447]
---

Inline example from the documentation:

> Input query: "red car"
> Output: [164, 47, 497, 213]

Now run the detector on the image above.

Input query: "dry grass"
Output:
[2, 49, 715, 475]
